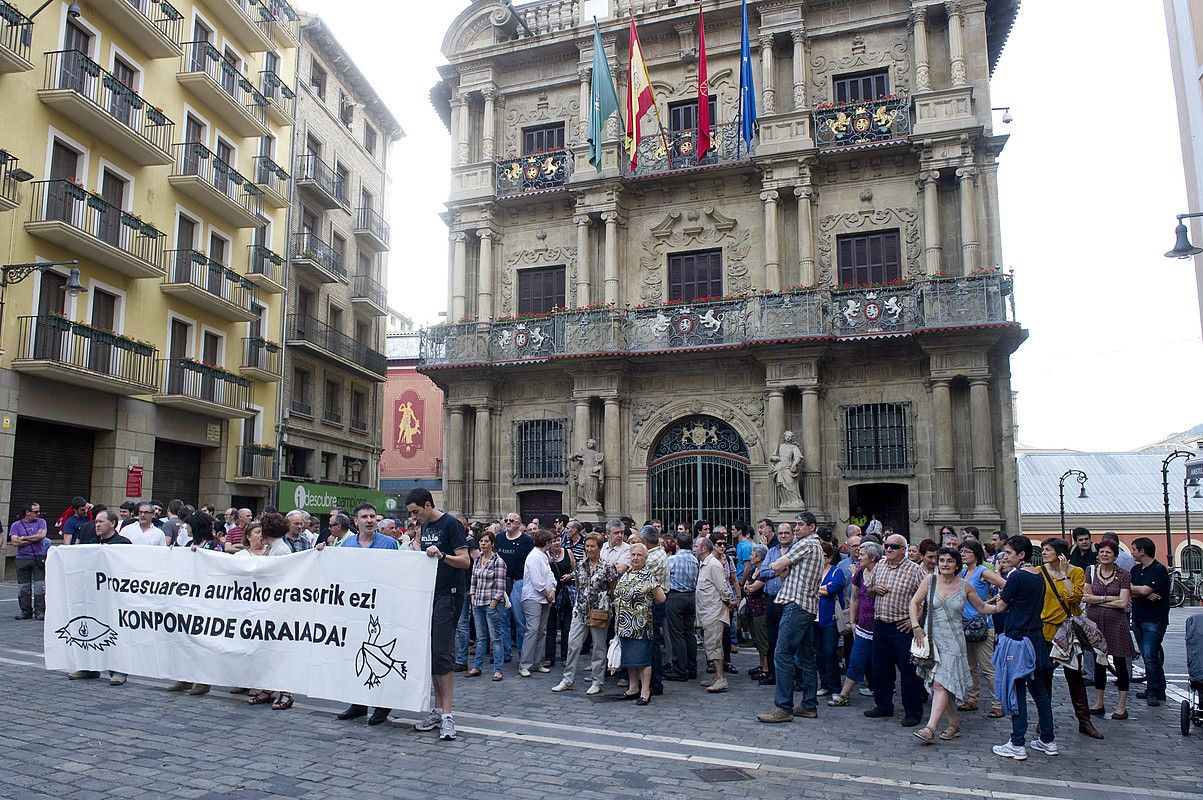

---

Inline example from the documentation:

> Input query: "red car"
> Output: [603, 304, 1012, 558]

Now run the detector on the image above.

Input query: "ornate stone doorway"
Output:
[848, 482, 910, 539]
[649, 416, 751, 531]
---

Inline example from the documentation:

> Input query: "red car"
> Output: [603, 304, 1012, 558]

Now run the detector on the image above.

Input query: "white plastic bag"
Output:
[606, 634, 622, 674]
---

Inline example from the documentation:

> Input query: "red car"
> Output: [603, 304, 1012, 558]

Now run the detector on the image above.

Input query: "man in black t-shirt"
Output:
[68, 510, 129, 684]
[1129, 537, 1171, 705]
[405, 488, 469, 742]
[493, 513, 534, 663]
[1068, 527, 1097, 570]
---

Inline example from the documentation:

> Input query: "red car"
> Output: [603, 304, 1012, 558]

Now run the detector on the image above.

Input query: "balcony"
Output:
[239, 336, 280, 382]
[286, 314, 387, 382]
[621, 122, 748, 180]
[294, 153, 346, 210]
[322, 409, 342, 427]
[25, 180, 166, 279]
[352, 206, 389, 252]
[351, 274, 388, 317]
[205, 0, 275, 54]
[0, 149, 20, 212]
[290, 230, 345, 283]
[253, 155, 290, 208]
[168, 143, 264, 228]
[495, 150, 571, 198]
[419, 273, 1017, 368]
[153, 357, 252, 418]
[88, 0, 183, 59]
[259, 69, 294, 127]
[264, 0, 299, 47]
[245, 243, 285, 293]
[814, 96, 912, 152]
[233, 444, 275, 485]
[11, 315, 158, 394]
[162, 249, 258, 322]
[177, 41, 270, 138]
[0, 1, 32, 73]
[39, 50, 175, 166]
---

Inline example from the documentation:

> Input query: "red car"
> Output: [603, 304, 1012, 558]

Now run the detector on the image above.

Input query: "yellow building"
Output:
[0, 0, 298, 542]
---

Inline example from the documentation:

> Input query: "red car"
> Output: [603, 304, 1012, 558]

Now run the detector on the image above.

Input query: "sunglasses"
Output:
[884, 543, 905, 550]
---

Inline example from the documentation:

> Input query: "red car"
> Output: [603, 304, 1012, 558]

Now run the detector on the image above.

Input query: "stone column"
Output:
[602, 211, 620, 305]
[800, 387, 823, 518]
[760, 33, 776, 114]
[795, 186, 816, 286]
[603, 397, 621, 516]
[956, 167, 979, 274]
[477, 229, 495, 319]
[766, 389, 786, 453]
[455, 93, 470, 166]
[969, 377, 999, 516]
[981, 161, 1003, 267]
[761, 190, 781, 291]
[577, 65, 590, 144]
[947, 0, 967, 87]
[450, 93, 465, 165]
[450, 232, 467, 321]
[574, 397, 591, 452]
[472, 404, 492, 519]
[930, 378, 956, 515]
[790, 28, 807, 108]
[575, 214, 591, 306]
[446, 406, 465, 513]
[920, 170, 942, 276]
[911, 4, 931, 92]
[481, 84, 497, 162]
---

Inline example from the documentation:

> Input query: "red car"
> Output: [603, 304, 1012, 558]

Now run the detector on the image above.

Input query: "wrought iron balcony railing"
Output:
[260, 68, 294, 117]
[495, 149, 571, 197]
[294, 152, 344, 205]
[419, 274, 1016, 367]
[291, 230, 345, 278]
[242, 335, 280, 375]
[164, 249, 256, 312]
[265, 0, 300, 40]
[287, 313, 387, 376]
[0, 148, 19, 208]
[622, 122, 745, 179]
[0, 1, 32, 64]
[42, 50, 175, 157]
[27, 179, 166, 267]
[350, 417, 368, 433]
[237, 443, 274, 480]
[158, 357, 251, 410]
[253, 154, 289, 203]
[121, 0, 183, 48]
[322, 409, 342, 425]
[180, 40, 268, 128]
[171, 142, 261, 216]
[353, 206, 390, 246]
[247, 243, 284, 286]
[14, 315, 158, 389]
[814, 96, 912, 150]
[352, 274, 387, 308]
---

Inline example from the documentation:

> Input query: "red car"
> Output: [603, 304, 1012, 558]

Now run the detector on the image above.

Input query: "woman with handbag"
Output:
[908, 547, 989, 743]
[553, 533, 616, 695]
[542, 536, 577, 669]
[1083, 539, 1137, 720]
[959, 539, 1006, 717]
[1036, 537, 1105, 740]
[817, 542, 848, 697]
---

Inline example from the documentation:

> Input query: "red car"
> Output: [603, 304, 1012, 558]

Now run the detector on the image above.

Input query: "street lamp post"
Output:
[1186, 477, 1197, 571]
[0, 261, 83, 333]
[1058, 469, 1088, 540]
[1161, 450, 1194, 570]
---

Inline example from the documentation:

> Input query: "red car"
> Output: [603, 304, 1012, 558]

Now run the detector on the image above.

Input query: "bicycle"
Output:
[1170, 569, 1203, 608]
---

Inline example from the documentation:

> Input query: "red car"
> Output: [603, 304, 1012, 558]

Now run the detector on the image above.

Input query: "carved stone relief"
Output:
[809, 33, 910, 105]
[499, 243, 578, 316]
[651, 67, 738, 120]
[817, 208, 922, 285]
[632, 395, 766, 459]
[501, 91, 580, 157]
[639, 207, 752, 303]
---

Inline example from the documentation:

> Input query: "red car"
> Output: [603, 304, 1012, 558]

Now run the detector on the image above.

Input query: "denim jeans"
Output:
[1134, 619, 1168, 699]
[471, 603, 506, 674]
[871, 619, 924, 720]
[773, 602, 818, 713]
[505, 579, 526, 661]
[816, 623, 842, 693]
[454, 593, 472, 666]
[1012, 666, 1055, 746]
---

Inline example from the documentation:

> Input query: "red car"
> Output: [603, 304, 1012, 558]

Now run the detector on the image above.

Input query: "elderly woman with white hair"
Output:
[829, 539, 884, 707]
[741, 543, 771, 679]
[613, 542, 667, 704]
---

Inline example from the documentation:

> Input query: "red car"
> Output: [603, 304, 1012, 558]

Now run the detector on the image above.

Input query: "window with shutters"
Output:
[291, 367, 312, 416]
[667, 249, 723, 302]
[522, 123, 565, 155]
[836, 231, 902, 286]
[323, 378, 342, 425]
[513, 419, 567, 483]
[832, 69, 890, 104]
[309, 61, 326, 100]
[668, 97, 716, 132]
[364, 123, 377, 156]
[839, 403, 914, 475]
[516, 266, 566, 315]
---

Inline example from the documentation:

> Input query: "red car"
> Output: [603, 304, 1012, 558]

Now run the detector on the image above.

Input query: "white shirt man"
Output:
[124, 504, 166, 546]
[600, 522, 632, 575]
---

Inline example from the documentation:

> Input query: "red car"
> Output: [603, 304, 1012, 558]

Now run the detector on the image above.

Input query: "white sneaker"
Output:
[1029, 739, 1058, 756]
[518, 668, 532, 677]
[536, 665, 551, 673]
[413, 707, 443, 732]
[586, 682, 602, 696]
[858, 687, 874, 697]
[992, 741, 1028, 761]
[439, 715, 456, 741]
[551, 680, 573, 692]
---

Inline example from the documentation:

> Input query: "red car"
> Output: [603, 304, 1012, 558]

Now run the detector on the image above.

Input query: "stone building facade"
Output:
[279, 16, 401, 491]
[421, 0, 1024, 537]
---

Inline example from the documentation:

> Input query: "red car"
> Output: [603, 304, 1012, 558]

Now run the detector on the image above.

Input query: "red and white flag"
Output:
[697, 4, 711, 159]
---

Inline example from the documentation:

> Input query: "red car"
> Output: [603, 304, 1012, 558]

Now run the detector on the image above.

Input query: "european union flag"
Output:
[738, 0, 757, 153]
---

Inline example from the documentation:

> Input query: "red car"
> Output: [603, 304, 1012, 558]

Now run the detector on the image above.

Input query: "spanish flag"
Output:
[625, 15, 654, 169]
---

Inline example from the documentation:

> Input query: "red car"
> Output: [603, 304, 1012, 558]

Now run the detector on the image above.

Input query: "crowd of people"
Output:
[8, 494, 1176, 754]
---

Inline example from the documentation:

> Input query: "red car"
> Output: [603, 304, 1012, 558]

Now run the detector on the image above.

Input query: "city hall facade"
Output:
[420, 0, 1024, 538]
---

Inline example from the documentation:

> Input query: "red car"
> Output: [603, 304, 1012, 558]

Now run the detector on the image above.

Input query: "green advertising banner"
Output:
[276, 480, 398, 516]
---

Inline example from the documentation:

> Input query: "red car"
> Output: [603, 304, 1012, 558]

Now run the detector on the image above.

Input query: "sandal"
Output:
[272, 692, 293, 710]
[939, 723, 961, 740]
[986, 707, 1005, 719]
[827, 694, 849, 707]
[912, 726, 936, 745]
[466, 668, 482, 677]
[247, 690, 274, 705]
[492, 672, 504, 681]
[956, 701, 978, 712]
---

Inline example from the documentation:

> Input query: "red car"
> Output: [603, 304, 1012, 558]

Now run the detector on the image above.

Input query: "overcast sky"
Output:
[304, 0, 1203, 452]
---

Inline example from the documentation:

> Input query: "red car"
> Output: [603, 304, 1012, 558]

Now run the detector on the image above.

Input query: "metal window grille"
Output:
[839, 402, 914, 476]
[512, 418, 567, 484]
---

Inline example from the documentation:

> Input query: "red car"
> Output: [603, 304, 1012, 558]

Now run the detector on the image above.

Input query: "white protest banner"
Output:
[44, 545, 437, 711]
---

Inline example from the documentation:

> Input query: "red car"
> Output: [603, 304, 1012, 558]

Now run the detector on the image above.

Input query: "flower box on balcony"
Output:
[80, 58, 101, 78]
[45, 315, 72, 332]
[65, 183, 87, 201]
[85, 195, 107, 211]
[147, 107, 168, 126]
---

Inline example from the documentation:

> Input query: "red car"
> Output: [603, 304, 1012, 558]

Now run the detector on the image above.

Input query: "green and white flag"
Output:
[588, 20, 620, 172]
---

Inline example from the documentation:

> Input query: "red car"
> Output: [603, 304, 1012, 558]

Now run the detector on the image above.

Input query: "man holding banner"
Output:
[406, 488, 471, 742]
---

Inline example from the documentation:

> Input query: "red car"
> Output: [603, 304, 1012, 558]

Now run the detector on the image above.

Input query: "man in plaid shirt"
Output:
[757, 511, 824, 723]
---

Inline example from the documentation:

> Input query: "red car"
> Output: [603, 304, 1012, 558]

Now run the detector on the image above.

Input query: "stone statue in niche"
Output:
[569, 438, 605, 510]
[770, 431, 805, 510]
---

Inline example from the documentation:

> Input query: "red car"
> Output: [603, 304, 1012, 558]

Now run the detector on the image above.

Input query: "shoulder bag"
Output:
[1041, 565, 1107, 656]
[961, 567, 990, 643]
